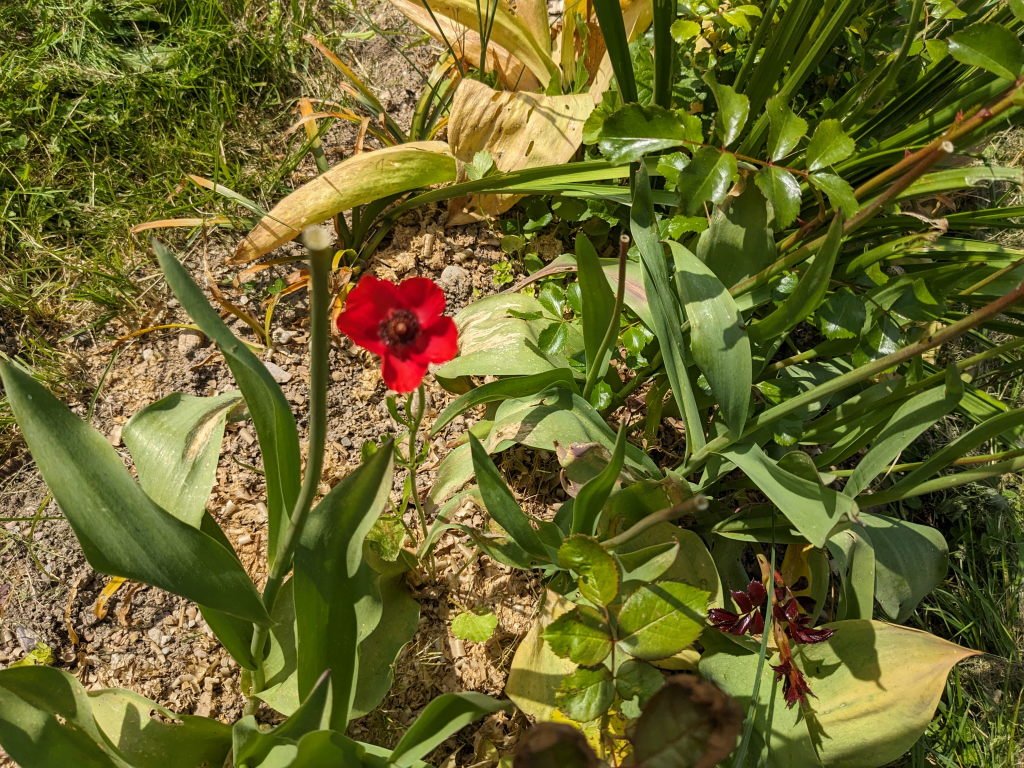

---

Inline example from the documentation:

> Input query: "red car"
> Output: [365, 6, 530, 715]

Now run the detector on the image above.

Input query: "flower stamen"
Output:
[380, 309, 420, 347]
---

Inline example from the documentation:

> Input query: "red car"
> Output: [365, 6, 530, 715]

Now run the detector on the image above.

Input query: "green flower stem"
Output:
[246, 233, 333, 713]
[602, 494, 709, 550]
[406, 384, 430, 543]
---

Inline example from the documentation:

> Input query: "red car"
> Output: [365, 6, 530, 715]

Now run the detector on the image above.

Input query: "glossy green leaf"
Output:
[155, 241, 300, 565]
[289, 731, 379, 768]
[827, 528, 876, 621]
[543, 606, 612, 666]
[720, 442, 858, 547]
[592, 0, 638, 102]
[809, 172, 859, 216]
[431, 370, 576, 436]
[615, 659, 665, 714]
[0, 361, 268, 625]
[948, 23, 1024, 80]
[766, 95, 808, 161]
[293, 445, 394, 729]
[570, 425, 627, 536]
[700, 621, 978, 767]
[678, 147, 739, 215]
[749, 216, 843, 343]
[451, 611, 499, 643]
[754, 166, 802, 228]
[859, 513, 948, 623]
[576, 234, 616, 381]
[123, 391, 241, 528]
[0, 666, 230, 768]
[670, 241, 752, 435]
[389, 693, 507, 768]
[814, 289, 866, 339]
[558, 535, 621, 606]
[555, 667, 615, 723]
[616, 581, 708, 661]
[805, 119, 855, 171]
[670, 18, 701, 41]
[706, 76, 750, 147]
[695, 184, 775, 289]
[596, 104, 701, 164]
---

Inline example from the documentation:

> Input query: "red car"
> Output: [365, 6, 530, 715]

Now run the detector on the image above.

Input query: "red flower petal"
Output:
[395, 276, 447, 327]
[417, 316, 458, 364]
[336, 301, 387, 355]
[381, 352, 429, 393]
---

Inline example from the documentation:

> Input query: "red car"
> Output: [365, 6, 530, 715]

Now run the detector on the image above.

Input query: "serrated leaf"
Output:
[556, 667, 615, 723]
[614, 659, 664, 706]
[558, 535, 621, 605]
[766, 95, 808, 161]
[451, 611, 499, 643]
[616, 581, 709, 661]
[806, 120, 855, 172]
[810, 172, 859, 216]
[948, 23, 1024, 80]
[543, 606, 612, 666]
[754, 166, 802, 228]
[678, 147, 739, 215]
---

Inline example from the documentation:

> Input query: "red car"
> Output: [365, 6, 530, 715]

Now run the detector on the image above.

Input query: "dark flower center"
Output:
[379, 309, 419, 347]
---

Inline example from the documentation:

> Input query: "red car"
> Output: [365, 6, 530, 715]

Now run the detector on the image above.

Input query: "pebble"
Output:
[439, 264, 471, 295]
[107, 424, 123, 447]
[177, 330, 204, 355]
[223, 500, 237, 517]
[340, 436, 353, 448]
[147, 627, 162, 644]
[331, 370, 345, 382]
[141, 348, 155, 363]
[237, 534, 252, 546]
[262, 360, 292, 384]
[452, 249, 472, 264]
[237, 429, 256, 446]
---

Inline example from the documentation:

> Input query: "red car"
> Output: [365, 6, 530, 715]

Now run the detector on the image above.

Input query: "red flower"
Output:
[336, 275, 458, 392]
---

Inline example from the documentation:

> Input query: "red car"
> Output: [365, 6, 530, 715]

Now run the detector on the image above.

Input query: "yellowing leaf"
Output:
[234, 142, 456, 262]
[506, 590, 577, 721]
[446, 79, 594, 222]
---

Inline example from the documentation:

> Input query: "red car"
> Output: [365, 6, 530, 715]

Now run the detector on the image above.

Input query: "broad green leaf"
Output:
[670, 18, 701, 41]
[766, 95, 808, 161]
[805, 119, 855, 172]
[596, 104, 702, 164]
[631, 675, 741, 768]
[123, 391, 241, 528]
[616, 581, 709, 661]
[814, 289, 865, 339]
[0, 666, 230, 768]
[388, 693, 507, 768]
[844, 373, 962, 498]
[156, 242, 300, 566]
[948, 23, 1024, 80]
[670, 242, 752, 435]
[613, 523, 723, 607]
[859, 513, 948, 623]
[0, 362, 268, 625]
[827, 528, 876, 621]
[754, 166, 802, 228]
[507, 591, 579, 720]
[470, 433, 549, 561]
[254, 579, 299, 715]
[749, 216, 843, 342]
[700, 621, 978, 767]
[614, 659, 664, 708]
[678, 147, 739, 215]
[570, 425, 627, 536]
[809, 172, 859, 216]
[555, 667, 615, 723]
[695, 184, 775, 289]
[235, 142, 456, 260]
[451, 611, 499, 643]
[234, 673, 332, 768]
[706, 77, 750, 147]
[720, 442, 858, 547]
[576, 234, 616, 380]
[543, 606, 613, 666]
[558, 535, 620, 606]
[293, 445, 394, 729]
[289, 731, 378, 768]
[1012, 0, 1024, 22]
[633, 166, 706, 453]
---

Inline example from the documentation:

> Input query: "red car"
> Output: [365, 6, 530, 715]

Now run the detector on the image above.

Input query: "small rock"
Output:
[237, 428, 256, 446]
[262, 360, 292, 384]
[147, 627, 162, 644]
[340, 436, 353, 448]
[273, 328, 298, 344]
[236, 533, 252, 546]
[439, 264, 471, 295]
[177, 330, 204, 356]
[223, 500, 237, 516]
[141, 348, 156, 364]
[452, 249, 472, 264]
[107, 424, 123, 447]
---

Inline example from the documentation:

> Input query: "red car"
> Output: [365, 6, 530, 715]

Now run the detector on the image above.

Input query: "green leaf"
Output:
[845, 373, 962, 498]
[614, 659, 664, 707]
[809, 172, 859, 216]
[700, 621, 978, 767]
[616, 581, 708, 661]
[0, 361, 268, 625]
[431, 369, 576, 435]
[694, 184, 775, 289]
[596, 104, 701, 164]
[592, 0, 637, 102]
[633, 166, 706, 454]
[827, 528, 876, 621]
[470, 433, 549, 561]
[557, 535, 621, 606]
[234, 673, 332, 767]
[754, 166, 802, 228]
[631, 675, 741, 768]
[507, 591, 580, 721]
[451, 611, 500, 643]
[388, 693, 507, 768]
[570, 425, 627, 536]
[948, 23, 1024, 80]
[805, 119, 855, 172]
[1012, 0, 1024, 22]
[123, 391, 241, 528]
[814, 289, 865, 339]
[289, 731, 378, 768]
[705, 76, 750, 147]
[720, 442, 858, 547]
[766, 95, 808, 162]
[555, 667, 615, 723]
[749, 216, 843, 343]
[0, 666, 230, 768]
[670, 242, 752, 435]
[670, 18, 701, 42]
[293, 444, 394, 729]
[860, 513, 948, 623]
[543, 606, 613, 666]
[155, 241, 300, 565]
[678, 147, 739, 215]
[576, 234, 616, 380]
